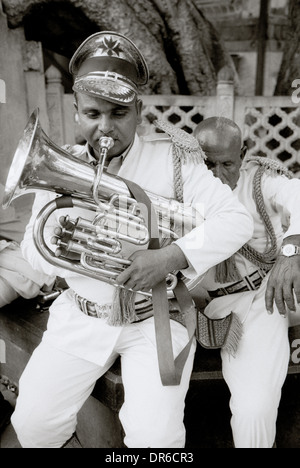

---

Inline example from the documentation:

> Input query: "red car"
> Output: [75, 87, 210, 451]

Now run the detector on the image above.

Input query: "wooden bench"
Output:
[1, 296, 300, 448]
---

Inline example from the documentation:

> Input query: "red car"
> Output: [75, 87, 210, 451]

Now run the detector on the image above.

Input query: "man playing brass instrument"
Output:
[11, 32, 253, 448]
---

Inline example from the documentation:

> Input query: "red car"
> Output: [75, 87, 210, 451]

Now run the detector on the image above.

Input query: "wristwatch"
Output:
[280, 244, 300, 257]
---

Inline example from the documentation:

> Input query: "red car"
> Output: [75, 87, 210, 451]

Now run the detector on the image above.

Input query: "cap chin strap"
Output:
[76, 56, 139, 85]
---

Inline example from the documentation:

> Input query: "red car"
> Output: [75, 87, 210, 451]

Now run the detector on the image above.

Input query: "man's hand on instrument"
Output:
[115, 244, 188, 292]
[265, 236, 300, 317]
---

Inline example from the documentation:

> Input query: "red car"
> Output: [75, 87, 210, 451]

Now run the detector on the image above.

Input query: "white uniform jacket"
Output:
[21, 131, 253, 364]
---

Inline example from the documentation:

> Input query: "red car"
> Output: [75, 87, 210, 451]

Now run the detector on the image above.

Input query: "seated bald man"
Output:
[194, 117, 300, 448]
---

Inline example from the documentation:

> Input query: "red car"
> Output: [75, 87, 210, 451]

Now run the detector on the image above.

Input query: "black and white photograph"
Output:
[0, 0, 300, 452]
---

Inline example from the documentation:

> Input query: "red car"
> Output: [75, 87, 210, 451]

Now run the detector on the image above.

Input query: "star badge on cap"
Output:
[98, 36, 122, 56]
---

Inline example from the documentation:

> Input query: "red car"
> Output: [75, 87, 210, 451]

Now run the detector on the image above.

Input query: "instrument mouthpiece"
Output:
[99, 136, 114, 151]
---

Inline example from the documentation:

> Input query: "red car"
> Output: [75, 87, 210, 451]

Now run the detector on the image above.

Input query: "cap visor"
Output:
[73, 76, 137, 106]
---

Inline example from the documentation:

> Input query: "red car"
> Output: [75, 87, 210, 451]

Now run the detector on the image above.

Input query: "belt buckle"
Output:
[94, 302, 103, 319]
[94, 302, 111, 320]
[74, 292, 112, 320]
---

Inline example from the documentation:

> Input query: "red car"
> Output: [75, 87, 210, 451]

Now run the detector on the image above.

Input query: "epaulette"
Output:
[243, 155, 294, 179]
[154, 119, 206, 164]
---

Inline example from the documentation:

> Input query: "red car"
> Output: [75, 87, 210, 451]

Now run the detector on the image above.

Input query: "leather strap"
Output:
[173, 279, 197, 382]
[122, 177, 196, 386]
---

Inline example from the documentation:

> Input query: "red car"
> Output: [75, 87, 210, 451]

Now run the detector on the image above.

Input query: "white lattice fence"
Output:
[138, 95, 213, 136]
[235, 97, 300, 177]
[139, 95, 300, 177]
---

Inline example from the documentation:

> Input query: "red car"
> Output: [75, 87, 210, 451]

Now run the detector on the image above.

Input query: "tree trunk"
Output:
[274, 0, 300, 96]
[2, 0, 236, 96]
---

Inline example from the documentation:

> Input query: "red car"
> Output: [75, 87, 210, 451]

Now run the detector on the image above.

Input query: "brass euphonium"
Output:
[3, 109, 203, 296]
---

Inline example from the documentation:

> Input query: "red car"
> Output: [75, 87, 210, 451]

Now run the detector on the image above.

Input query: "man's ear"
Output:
[73, 92, 78, 111]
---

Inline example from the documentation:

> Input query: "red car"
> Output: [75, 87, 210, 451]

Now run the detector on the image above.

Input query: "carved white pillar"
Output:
[0, 1, 28, 185]
[23, 40, 49, 133]
[215, 66, 235, 120]
[45, 65, 65, 146]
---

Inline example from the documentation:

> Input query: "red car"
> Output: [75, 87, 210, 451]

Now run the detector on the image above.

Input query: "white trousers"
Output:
[11, 322, 196, 448]
[221, 300, 290, 448]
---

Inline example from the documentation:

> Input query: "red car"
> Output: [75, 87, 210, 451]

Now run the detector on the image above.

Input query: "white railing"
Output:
[45, 66, 300, 177]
